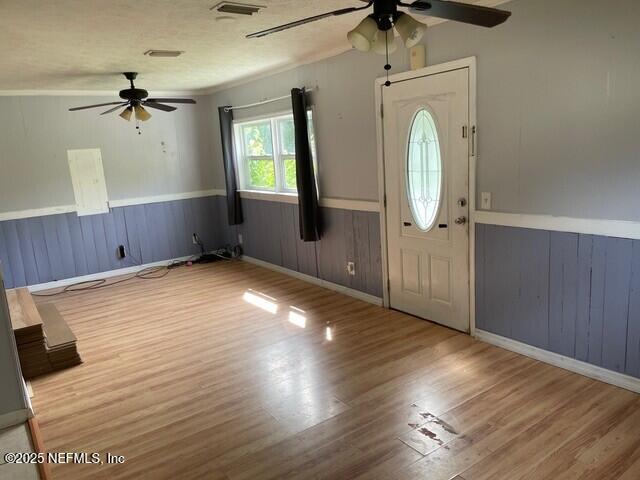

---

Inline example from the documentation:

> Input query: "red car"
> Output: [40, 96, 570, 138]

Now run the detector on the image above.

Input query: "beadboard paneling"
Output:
[476, 223, 640, 379]
[0, 196, 223, 289]
[233, 199, 382, 298]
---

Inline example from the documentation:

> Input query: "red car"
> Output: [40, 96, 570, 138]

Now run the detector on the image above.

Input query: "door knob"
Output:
[454, 216, 467, 225]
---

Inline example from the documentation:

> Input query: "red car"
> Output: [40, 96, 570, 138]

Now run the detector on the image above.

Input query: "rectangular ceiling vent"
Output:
[144, 50, 184, 58]
[211, 1, 264, 16]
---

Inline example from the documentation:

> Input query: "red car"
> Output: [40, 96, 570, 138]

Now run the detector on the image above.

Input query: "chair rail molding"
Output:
[475, 210, 640, 241]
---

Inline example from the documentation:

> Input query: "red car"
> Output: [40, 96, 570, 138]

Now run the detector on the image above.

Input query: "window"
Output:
[234, 112, 315, 194]
[406, 108, 442, 231]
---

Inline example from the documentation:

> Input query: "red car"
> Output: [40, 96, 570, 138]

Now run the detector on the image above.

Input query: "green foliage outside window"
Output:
[243, 122, 273, 156]
[284, 158, 297, 189]
[248, 159, 276, 189]
[239, 113, 315, 191]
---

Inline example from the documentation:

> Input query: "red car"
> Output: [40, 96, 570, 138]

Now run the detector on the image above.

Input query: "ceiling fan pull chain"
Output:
[384, 29, 391, 87]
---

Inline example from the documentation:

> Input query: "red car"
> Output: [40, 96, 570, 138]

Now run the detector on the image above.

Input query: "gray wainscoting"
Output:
[476, 223, 640, 379]
[233, 199, 383, 298]
[0, 196, 384, 298]
[0, 196, 227, 289]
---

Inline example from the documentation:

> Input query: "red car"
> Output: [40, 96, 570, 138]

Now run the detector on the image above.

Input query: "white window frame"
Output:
[233, 110, 316, 196]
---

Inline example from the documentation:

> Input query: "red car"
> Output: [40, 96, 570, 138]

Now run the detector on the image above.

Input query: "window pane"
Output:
[248, 158, 276, 189]
[242, 122, 273, 156]
[283, 157, 297, 190]
[278, 118, 296, 155]
[406, 109, 442, 231]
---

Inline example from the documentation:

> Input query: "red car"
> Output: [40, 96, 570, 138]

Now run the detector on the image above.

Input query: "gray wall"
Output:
[476, 223, 640, 379]
[208, 0, 640, 222]
[0, 95, 216, 213]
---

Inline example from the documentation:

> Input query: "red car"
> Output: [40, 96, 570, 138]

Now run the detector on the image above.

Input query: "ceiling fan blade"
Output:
[100, 103, 129, 115]
[143, 102, 177, 112]
[404, 0, 511, 28]
[247, 2, 373, 38]
[69, 101, 124, 112]
[145, 98, 196, 104]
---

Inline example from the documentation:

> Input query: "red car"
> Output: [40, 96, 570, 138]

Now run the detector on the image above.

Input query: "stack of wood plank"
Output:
[7, 288, 82, 379]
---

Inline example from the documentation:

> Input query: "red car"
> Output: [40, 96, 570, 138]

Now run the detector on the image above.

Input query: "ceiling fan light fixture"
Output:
[394, 12, 427, 48]
[347, 16, 378, 52]
[119, 106, 133, 121]
[371, 29, 398, 55]
[134, 105, 151, 122]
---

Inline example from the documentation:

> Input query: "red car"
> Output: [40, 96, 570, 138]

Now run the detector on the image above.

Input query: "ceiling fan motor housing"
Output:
[119, 88, 149, 101]
[373, 0, 398, 30]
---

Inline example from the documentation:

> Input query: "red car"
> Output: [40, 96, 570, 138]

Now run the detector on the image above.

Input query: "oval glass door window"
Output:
[406, 109, 442, 231]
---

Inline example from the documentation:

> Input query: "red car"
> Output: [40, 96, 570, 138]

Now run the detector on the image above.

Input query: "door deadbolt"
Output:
[457, 198, 467, 207]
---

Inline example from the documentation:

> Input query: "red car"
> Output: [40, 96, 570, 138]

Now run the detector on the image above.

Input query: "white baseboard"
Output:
[27, 256, 194, 292]
[241, 255, 383, 306]
[475, 329, 640, 394]
[0, 409, 30, 431]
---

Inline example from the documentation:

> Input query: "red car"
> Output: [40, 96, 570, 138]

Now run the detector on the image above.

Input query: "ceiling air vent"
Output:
[210, 1, 264, 16]
[144, 50, 184, 58]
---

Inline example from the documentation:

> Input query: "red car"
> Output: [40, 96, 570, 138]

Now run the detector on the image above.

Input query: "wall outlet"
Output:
[347, 262, 356, 276]
[481, 192, 492, 210]
[116, 245, 126, 259]
[238, 233, 243, 245]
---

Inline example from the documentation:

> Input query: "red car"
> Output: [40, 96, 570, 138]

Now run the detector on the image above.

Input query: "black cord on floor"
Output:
[31, 246, 239, 298]
[31, 265, 174, 297]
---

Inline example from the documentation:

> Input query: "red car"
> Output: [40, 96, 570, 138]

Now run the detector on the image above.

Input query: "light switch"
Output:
[481, 192, 492, 210]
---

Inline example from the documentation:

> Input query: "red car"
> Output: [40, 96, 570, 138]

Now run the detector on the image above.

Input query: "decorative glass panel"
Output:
[406, 109, 442, 231]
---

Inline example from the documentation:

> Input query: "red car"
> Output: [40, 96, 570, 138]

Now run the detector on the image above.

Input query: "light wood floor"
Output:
[31, 261, 640, 480]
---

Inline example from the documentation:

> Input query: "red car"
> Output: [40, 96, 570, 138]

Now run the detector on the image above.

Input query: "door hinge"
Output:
[383, 194, 387, 208]
[462, 125, 468, 138]
[380, 103, 384, 118]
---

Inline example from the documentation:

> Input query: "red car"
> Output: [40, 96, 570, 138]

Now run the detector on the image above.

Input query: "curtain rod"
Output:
[224, 87, 316, 112]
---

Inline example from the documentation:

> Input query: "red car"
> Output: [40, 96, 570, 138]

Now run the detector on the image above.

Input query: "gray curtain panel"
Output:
[218, 106, 243, 225]
[291, 88, 321, 242]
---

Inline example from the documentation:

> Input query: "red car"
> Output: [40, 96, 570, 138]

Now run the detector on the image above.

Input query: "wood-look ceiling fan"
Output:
[246, 0, 511, 39]
[68, 72, 196, 123]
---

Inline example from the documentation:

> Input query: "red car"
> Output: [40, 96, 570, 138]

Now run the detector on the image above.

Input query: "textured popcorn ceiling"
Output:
[0, 0, 506, 92]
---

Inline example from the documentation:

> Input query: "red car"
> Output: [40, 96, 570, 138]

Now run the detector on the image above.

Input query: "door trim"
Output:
[374, 56, 478, 334]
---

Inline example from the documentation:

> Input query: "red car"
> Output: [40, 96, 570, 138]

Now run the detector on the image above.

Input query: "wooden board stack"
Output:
[7, 288, 82, 379]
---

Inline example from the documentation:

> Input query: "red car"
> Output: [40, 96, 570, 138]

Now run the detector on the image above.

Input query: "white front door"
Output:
[382, 68, 470, 332]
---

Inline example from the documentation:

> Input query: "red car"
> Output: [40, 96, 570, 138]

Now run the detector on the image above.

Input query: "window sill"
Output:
[238, 190, 298, 204]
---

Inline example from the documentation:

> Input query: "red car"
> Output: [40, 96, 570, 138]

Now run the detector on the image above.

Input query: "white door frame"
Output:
[374, 56, 478, 335]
